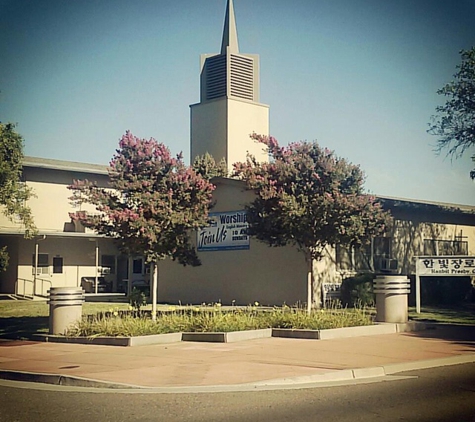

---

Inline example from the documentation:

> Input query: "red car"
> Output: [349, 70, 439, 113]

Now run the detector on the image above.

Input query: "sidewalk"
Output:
[0, 324, 474, 392]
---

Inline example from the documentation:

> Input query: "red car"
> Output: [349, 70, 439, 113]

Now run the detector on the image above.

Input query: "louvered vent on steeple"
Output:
[205, 55, 227, 100]
[230, 54, 254, 100]
[199, 0, 260, 103]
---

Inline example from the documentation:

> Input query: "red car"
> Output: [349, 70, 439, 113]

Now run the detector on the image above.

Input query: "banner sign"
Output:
[197, 211, 249, 251]
[416, 256, 475, 276]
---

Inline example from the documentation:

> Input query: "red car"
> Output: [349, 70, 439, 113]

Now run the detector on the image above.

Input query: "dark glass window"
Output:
[101, 255, 116, 274]
[133, 258, 143, 274]
[53, 257, 63, 274]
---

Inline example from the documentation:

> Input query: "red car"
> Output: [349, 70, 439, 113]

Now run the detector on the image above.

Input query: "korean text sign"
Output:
[416, 256, 475, 276]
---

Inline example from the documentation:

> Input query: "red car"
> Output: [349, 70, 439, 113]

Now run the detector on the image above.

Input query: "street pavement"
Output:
[0, 323, 474, 392]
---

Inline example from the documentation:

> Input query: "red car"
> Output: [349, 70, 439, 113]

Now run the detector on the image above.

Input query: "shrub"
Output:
[66, 304, 373, 337]
[340, 274, 375, 307]
[128, 288, 147, 314]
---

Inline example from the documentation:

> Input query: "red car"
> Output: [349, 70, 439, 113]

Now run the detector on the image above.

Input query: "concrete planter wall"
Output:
[34, 323, 425, 347]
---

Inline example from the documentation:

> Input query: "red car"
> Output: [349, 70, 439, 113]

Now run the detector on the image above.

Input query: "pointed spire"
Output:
[220, 0, 239, 54]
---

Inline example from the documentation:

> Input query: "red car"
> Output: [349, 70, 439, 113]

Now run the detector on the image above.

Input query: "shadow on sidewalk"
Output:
[404, 323, 475, 350]
[0, 316, 48, 340]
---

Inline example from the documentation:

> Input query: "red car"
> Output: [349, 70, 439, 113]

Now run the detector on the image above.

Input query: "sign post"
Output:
[415, 256, 475, 313]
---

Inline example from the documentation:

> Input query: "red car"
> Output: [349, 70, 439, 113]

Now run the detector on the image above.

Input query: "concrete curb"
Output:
[382, 354, 475, 374]
[32, 323, 427, 346]
[241, 354, 475, 388]
[33, 332, 183, 347]
[0, 370, 144, 389]
[3, 354, 474, 393]
[271, 322, 428, 340]
[182, 328, 272, 343]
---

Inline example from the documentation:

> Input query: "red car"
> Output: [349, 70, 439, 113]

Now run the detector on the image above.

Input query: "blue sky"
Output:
[1, 0, 474, 205]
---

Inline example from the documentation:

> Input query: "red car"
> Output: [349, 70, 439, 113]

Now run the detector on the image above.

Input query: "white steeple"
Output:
[220, 0, 239, 54]
[190, 0, 269, 171]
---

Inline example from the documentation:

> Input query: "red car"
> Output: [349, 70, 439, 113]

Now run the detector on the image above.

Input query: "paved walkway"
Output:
[0, 324, 474, 391]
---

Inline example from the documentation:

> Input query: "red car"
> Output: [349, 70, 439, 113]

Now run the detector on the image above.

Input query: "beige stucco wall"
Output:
[12, 236, 119, 296]
[0, 164, 117, 294]
[158, 178, 308, 306]
[190, 99, 227, 165]
[190, 97, 269, 173]
[0, 165, 108, 234]
[227, 98, 269, 168]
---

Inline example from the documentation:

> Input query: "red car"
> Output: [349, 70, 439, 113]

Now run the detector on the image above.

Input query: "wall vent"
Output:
[205, 55, 227, 100]
[230, 54, 254, 100]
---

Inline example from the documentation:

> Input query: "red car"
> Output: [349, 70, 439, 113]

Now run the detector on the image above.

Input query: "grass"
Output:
[0, 301, 131, 339]
[409, 303, 475, 325]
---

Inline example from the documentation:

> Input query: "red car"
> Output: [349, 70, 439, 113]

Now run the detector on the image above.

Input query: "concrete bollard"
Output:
[373, 275, 410, 323]
[48, 287, 85, 335]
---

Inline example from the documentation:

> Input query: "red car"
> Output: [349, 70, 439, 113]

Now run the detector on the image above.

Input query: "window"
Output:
[133, 258, 143, 274]
[373, 237, 391, 259]
[336, 243, 372, 272]
[336, 237, 395, 272]
[101, 255, 116, 274]
[53, 256, 63, 274]
[423, 239, 468, 256]
[32, 253, 49, 275]
[144, 262, 151, 274]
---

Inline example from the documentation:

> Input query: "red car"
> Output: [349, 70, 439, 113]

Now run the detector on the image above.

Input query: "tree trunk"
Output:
[306, 260, 312, 314]
[307, 251, 323, 311]
[306, 255, 315, 313]
[151, 261, 158, 321]
[312, 261, 323, 310]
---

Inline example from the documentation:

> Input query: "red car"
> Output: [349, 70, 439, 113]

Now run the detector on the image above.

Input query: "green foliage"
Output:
[0, 122, 36, 271]
[128, 288, 147, 313]
[340, 273, 375, 307]
[192, 152, 228, 180]
[428, 47, 475, 179]
[66, 304, 373, 337]
[233, 134, 392, 261]
[69, 131, 215, 266]
[0, 246, 8, 272]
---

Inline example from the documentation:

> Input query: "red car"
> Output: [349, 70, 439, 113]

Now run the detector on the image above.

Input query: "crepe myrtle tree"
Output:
[234, 134, 392, 311]
[69, 131, 215, 319]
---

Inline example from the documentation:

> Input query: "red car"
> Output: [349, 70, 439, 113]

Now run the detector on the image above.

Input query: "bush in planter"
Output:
[340, 273, 375, 307]
[128, 288, 147, 315]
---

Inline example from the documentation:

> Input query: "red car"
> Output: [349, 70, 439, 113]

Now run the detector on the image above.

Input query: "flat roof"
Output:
[22, 157, 475, 212]
[23, 156, 109, 175]
[0, 230, 104, 239]
[377, 195, 475, 214]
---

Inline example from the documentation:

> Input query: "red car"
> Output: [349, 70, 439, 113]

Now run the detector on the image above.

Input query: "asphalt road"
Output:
[1, 363, 475, 422]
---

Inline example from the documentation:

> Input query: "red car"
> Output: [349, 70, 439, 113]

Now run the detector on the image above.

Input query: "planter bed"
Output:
[32, 323, 426, 347]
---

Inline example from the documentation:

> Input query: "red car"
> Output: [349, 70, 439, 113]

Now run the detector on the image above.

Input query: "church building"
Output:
[0, 0, 474, 305]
